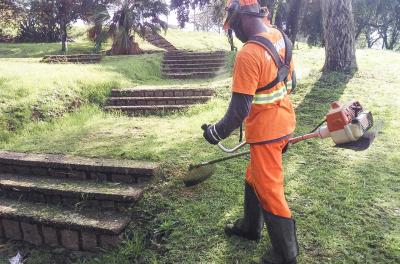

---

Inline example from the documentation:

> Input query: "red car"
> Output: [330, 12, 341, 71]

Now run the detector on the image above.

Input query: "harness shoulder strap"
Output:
[247, 30, 293, 93]
[247, 35, 284, 69]
[276, 28, 293, 66]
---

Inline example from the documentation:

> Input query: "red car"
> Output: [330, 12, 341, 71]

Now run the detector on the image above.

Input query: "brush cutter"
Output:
[184, 101, 379, 187]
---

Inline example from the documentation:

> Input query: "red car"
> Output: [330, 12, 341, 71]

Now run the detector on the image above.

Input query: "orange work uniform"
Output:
[232, 27, 296, 218]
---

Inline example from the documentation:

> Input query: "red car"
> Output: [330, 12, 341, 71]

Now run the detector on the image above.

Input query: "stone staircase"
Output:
[0, 151, 159, 251]
[143, 31, 178, 52]
[41, 54, 102, 64]
[162, 51, 227, 79]
[105, 88, 214, 116]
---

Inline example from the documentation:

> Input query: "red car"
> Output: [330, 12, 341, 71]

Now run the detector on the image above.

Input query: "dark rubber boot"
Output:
[261, 211, 299, 264]
[225, 182, 264, 241]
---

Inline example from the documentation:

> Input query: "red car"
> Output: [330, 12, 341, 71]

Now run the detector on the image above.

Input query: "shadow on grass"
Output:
[219, 70, 358, 263]
[130, 70, 358, 263]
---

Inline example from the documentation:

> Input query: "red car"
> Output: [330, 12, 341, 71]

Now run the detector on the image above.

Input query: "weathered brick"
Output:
[116, 202, 130, 211]
[0, 165, 15, 173]
[28, 192, 46, 203]
[167, 100, 176, 105]
[194, 91, 203, 96]
[13, 166, 31, 175]
[147, 100, 155, 105]
[111, 173, 133, 184]
[101, 200, 116, 209]
[81, 232, 98, 251]
[68, 170, 87, 180]
[62, 197, 80, 207]
[100, 234, 123, 249]
[84, 200, 100, 208]
[0, 219, 4, 238]
[46, 194, 62, 205]
[42, 225, 58, 246]
[185, 90, 194, 96]
[30, 167, 50, 177]
[5, 191, 22, 200]
[2, 219, 22, 240]
[60, 229, 80, 251]
[92, 172, 107, 182]
[154, 90, 163, 97]
[174, 91, 184, 97]
[144, 91, 154, 97]
[135, 176, 150, 184]
[134, 91, 145, 97]
[203, 90, 213, 96]
[164, 91, 173, 97]
[21, 222, 42, 245]
[52, 169, 69, 178]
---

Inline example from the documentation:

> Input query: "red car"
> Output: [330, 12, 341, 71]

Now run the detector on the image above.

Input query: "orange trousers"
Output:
[245, 139, 292, 218]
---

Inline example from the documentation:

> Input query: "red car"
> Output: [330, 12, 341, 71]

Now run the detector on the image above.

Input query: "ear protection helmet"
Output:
[224, 0, 269, 43]
[224, 0, 269, 30]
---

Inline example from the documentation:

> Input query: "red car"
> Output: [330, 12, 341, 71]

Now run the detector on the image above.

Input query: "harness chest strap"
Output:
[246, 29, 294, 105]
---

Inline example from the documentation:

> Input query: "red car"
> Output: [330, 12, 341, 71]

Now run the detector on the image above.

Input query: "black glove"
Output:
[202, 124, 222, 145]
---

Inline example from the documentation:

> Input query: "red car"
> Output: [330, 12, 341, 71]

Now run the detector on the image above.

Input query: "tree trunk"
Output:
[286, 0, 304, 45]
[60, 16, 67, 53]
[321, 0, 357, 72]
[94, 22, 103, 52]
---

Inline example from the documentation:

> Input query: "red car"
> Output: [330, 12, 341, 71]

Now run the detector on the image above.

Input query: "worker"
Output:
[202, 0, 298, 263]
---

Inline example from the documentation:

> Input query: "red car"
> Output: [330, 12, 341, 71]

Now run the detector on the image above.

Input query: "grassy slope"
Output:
[0, 32, 399, 264]
[0, 29, 235, 58]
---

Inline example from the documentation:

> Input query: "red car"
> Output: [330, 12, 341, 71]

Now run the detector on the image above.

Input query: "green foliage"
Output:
[108, 0, 169, 55]
[16, 0, 61, 42]
[170, 0, 225, 28]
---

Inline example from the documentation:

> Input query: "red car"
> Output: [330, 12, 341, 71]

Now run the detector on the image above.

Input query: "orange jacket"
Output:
[231, 27, 296, 143]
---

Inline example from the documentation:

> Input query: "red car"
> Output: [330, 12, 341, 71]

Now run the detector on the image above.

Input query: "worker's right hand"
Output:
[202, 124, 221, 145]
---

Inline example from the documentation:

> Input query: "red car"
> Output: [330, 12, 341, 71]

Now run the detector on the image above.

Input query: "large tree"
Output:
[108, 0, 168, 55]
[16, 1, 60, 43]
[56, 0, 81, 52]
[0, 0, 24, 38]
[81, 0, 114, 51]
[321, 0, 357, 72]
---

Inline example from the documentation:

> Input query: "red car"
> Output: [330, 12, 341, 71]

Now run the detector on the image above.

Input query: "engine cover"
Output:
[323, 101, 373, 144]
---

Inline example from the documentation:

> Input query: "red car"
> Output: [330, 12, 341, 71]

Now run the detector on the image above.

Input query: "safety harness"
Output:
[247, 28, 294, 94]
[238, 29, 294, 143]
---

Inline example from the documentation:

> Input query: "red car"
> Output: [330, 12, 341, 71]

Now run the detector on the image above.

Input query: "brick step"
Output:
[164, 51, 226, 56]
[163, 58, 226, 65]
[43, 54, 102, 59]
[0, 174, 144, 210]
[163, 72, 221, 79]
[163, 54, 226, 60]
[105, 105, 189, 115]
[107, 96, 212, 106]
[0, 198, 129, 251]
[162, 67, 225, 74]
[110, 88, 214, 97]
[0, 151, 159, 184]
[42, 59, 102, 64]
[162, 63, 226, 69]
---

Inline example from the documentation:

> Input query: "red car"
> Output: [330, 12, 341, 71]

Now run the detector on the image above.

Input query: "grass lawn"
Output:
[0, 31, 399, 263]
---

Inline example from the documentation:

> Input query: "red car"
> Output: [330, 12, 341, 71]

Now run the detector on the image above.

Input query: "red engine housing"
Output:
[326, 101, 362, 132]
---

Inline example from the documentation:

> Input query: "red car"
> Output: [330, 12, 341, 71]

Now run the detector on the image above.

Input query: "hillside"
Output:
[0, 30, 399, 264]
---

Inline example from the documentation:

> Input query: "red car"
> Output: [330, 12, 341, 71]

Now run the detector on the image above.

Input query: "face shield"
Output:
[223, 0, 269, 43]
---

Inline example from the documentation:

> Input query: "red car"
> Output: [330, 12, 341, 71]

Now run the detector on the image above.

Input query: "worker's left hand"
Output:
[202, 124, 221, 145]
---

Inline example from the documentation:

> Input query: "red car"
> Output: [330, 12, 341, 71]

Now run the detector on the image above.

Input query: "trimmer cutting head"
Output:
[335, 120, 382, 151]
[184, 164, 216, 187]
